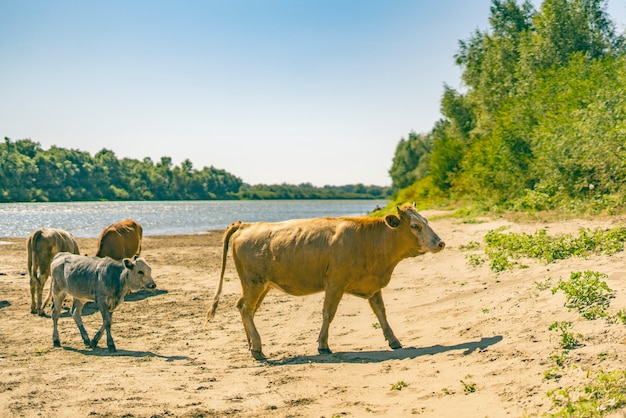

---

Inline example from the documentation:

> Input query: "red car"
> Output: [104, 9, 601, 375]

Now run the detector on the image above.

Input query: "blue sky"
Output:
[1, 1, 625, 187]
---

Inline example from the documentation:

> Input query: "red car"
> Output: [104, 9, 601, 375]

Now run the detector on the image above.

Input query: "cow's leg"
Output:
[41, 284, 53, 315]
[29, 273, 38, 314]
[51, 290, 66, 347]
[237, 281, 269, 361]
[368, 291, 401, 349]
[317, 284, 345, 354]
[71, 300, 91, 347]
[91, 306, 115, 352]
[33, 271, 48, 315]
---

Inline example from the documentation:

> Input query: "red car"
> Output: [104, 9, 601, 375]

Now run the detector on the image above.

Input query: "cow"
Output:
[96, 219, 143, 260]
[26, 228, 80, 315]
[50, 253, 156, 352]
[206, 203, 445, 360]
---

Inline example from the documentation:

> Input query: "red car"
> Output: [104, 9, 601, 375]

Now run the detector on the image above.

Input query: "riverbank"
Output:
[1, 213, 626, 416]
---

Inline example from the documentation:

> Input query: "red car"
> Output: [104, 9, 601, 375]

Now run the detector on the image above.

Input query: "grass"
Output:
[547, 369, 626, 417]
[461, 379, 476, 394]
[390, 381, 407, 391]
[483, 226, 626, 272]
[549, 321, 582, 350]
[33, 347, 50, 356]
[552, 271, 614, 320]
[466, 254, 486, 266]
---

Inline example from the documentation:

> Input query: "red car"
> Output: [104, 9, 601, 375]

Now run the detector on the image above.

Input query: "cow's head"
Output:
[123, 256, 157, 292]
[384, 204, 445, 256]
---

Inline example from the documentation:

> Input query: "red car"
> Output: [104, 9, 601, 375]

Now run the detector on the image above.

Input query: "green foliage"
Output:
[390, 381, 407, 391]
[459, 241, 481, 251]
[389, 131, 431, 192]
[0, 138, 390, 202]
[483, 226, 626, 271]
[549, 321, 581, 349]
[547, 369, 626, 417]
[237, 183, 390, 200]
[390, 0, 626, 214]
[466, 254, 485, 267]
[461, 379, 477, 394]
[552, 271, 614, 319]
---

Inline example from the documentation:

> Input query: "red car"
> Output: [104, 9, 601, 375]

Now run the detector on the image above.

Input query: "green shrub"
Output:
[547, 369, 626, 417]
[552, 271, 614, 320]
[483, 227, 626, 271]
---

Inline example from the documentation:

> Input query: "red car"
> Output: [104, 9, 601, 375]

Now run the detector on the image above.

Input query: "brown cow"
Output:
[95, 219, 142, 260]
[27, 228, 80, 315]
[206, 203, 445, 360]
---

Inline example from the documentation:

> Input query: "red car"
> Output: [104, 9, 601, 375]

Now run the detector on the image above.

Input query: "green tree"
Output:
[389, 131, 431, 192]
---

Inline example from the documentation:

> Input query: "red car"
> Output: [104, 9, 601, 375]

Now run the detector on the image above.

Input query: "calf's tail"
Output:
[205, 221, 243, 325]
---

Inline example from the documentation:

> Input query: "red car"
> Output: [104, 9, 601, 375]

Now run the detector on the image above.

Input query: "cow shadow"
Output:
[62, 346, 189, 362]
[0, 300, 10, 310]
[269, 335, 503, 365]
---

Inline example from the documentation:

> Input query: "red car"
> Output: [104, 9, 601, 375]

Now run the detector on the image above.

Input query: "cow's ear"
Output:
[123, 258, 134, 269]
[384, 214, 401, 228]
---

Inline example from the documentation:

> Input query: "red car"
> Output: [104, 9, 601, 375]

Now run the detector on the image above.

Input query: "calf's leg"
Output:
[51, 290, 66, 347]
[91, 307, 116, 352]
[71, 300, 91, 347]
[368, 291, 401, 349]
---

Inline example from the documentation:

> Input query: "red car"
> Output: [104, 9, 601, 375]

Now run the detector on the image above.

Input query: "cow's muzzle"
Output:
[145, 283, 157, 290]
[432, 240, 446, 252]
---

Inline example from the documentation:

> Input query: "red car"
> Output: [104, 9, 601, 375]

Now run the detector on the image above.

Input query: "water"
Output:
[0, 200, 388, 238]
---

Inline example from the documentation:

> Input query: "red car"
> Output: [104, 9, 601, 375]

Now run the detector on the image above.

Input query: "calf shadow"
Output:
[62, 346, 189, 362]
[0, 300, 10, 310]
[124, 288, 168, 302]
[270, 335, 503, 365]
[56, 288, 168, 317]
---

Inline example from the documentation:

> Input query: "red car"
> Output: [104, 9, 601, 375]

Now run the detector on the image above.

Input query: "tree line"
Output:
[0, 138, 390, 202]
[389, 0, 626, 214]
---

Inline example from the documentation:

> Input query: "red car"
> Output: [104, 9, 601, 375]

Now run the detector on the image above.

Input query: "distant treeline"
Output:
[388, 0, 626, 214]
[0, 138, 390, 203]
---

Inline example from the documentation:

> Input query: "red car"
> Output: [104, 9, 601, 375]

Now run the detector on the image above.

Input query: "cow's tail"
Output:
[205, 221, 243, 325]
[27, 230, 43, 281]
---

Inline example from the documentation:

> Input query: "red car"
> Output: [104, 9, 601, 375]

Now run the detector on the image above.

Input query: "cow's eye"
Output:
[138, 270, 145, 275]
[411, 224, 422, 231]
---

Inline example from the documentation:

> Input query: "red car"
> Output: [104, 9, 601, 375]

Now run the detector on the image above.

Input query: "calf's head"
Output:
[384, 204, 445, 256]
[123, 256, 156, 292]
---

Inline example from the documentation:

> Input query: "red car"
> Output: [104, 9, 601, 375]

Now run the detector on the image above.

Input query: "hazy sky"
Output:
[1, 1, 625, 187]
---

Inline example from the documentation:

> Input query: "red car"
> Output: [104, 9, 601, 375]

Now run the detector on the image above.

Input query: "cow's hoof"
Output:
[389, 341, 402, 350]
[53, 340, 61, 348]
[318, 348, 332, 355]
[251, 350, 266, 361]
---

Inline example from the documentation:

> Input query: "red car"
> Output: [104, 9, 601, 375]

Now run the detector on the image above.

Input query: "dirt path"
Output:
[1, 214, 626, 417]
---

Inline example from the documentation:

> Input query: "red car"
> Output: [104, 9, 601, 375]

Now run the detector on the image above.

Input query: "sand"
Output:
[1, 211, 626, 417]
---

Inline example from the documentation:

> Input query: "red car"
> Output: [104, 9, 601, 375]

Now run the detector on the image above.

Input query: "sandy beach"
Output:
[1, 211, 626, 417]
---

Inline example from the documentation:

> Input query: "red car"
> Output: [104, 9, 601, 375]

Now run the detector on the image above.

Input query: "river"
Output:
[0, 200, 388, 238]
